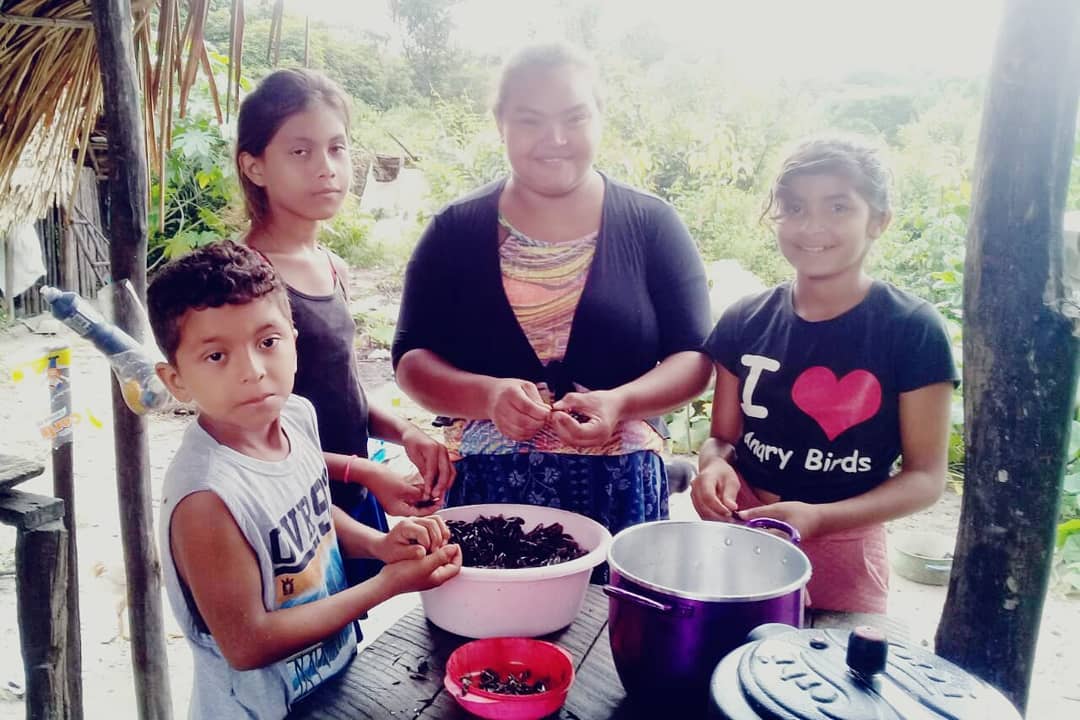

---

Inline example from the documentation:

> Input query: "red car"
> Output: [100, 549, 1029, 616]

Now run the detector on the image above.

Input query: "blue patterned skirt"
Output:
[447, 450, 669, 537]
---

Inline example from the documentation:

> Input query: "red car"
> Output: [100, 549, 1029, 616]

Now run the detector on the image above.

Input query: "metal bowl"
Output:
[891, 531, 954, 585]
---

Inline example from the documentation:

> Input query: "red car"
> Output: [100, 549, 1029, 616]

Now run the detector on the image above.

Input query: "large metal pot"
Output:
[604, 520, 811, 704]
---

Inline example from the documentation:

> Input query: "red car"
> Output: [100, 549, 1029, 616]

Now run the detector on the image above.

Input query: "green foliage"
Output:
[353, 307, 397, 350]
[318, 197, 383, 269]
[148, 98, 237, 268]
[207, 0, 420, 110]
[395, 0, 486, 101]
[1053, 408, 1080, 594]
[666, 389, 714, 455]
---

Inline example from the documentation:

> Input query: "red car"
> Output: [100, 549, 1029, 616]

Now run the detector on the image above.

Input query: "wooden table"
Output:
[290, 586, 907, 720]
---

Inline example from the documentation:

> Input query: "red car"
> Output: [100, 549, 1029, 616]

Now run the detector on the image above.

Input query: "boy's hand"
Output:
[550, 389, 622, 447]
[738, 502, 823, 541]
[378, 543, 463, 594]
[375, 516, 451, 563]
[400, 425, 457, 501]
[690, 459, 741, 521]
[488, 378, 551, 440]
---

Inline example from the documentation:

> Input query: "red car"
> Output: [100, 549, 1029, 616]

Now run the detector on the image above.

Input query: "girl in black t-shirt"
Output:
[691, 136, 957, 613]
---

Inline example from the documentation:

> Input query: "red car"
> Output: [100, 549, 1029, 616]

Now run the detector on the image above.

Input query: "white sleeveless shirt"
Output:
[160, 395, 356, 719]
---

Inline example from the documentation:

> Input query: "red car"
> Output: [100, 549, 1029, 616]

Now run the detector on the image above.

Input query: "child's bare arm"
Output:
[325, 452, 440, 516]
[171, 491, 459, 671]
[691, 364, 744, 520]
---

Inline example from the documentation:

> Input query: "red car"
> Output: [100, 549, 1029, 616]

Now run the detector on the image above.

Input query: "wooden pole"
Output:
[47, 347, 83, 720]
[14, 518, 69, 720]
[3, 230, 14, 321]
[935, 0, 1080, 712]
[88, 2, 173, 719]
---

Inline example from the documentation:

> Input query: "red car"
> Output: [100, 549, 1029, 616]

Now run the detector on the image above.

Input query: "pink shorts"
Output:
[735, 481, 889, 614]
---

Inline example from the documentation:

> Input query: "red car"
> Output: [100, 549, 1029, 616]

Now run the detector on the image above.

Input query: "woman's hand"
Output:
[374, 516, 452, 563]
[690, 459, 742, 521]
[737, 502, 824, 541]
[400, 425, 457, 500]
[488, 378, 551, 440]
[376, 543, 463, 595]
[366, 464, 444, 517]
[550, 390, 623, 447]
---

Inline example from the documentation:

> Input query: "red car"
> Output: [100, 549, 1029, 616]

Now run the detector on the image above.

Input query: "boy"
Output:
[148, 241, 461, 718]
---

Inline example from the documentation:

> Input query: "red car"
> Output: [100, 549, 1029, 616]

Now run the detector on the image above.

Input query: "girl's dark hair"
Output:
[493, 41, 603, 118]
[235, 68, 351, 226]
[148, 241, 289, 363]
[763, 135, 893, 223]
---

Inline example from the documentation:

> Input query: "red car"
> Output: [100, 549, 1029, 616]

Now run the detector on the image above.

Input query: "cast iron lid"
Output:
[730, 626, 1021, 720]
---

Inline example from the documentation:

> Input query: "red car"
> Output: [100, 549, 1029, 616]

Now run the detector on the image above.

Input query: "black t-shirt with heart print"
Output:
[705, 280, 958, 504]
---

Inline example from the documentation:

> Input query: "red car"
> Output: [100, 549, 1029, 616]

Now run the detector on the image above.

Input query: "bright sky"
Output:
[296, 0, 1005, 79]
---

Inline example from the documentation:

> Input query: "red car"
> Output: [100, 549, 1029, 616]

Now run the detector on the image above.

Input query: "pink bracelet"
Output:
[342, 455, 358, 484]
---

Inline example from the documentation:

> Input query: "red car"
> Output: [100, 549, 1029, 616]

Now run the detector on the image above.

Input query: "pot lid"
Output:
[734, 626, 1021, 720]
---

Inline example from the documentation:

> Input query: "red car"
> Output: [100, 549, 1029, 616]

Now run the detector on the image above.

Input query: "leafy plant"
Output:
[147, 92, 237, 268]
[353, 308, 397, 350]
[665, 389, 714, 455]
[1051, 391, 1080, 594]
[318, 198, 382, 269]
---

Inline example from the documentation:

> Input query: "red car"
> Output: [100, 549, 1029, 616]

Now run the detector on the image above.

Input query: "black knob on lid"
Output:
[846, 626, 888, 679]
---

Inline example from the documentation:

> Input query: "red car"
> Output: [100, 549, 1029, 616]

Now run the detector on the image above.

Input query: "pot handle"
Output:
[602, 585, 692, 616]
[744, 517, 801, 545]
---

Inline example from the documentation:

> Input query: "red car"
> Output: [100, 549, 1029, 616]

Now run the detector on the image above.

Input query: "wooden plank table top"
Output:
[289, 586, 907, 720]
[0, 453, 45, 492]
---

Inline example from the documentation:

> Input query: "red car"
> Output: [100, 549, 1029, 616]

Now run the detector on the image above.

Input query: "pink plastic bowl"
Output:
[443, 637, 575, 720]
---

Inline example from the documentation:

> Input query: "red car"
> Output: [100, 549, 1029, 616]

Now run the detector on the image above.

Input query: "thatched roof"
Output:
[0, 0, 234, 233]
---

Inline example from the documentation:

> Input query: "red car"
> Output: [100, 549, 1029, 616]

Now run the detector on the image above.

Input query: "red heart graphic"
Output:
[791, 367, 882, 441]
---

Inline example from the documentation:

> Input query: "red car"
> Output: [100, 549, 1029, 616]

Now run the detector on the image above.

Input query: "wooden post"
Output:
[46, 347, 83, 720]
[61, 213, 78, 293]
[89, 2, 173, 719]
[13, 517, 68, 720]
[3, 229, 14, 321]
[935, 0, 1080, 713]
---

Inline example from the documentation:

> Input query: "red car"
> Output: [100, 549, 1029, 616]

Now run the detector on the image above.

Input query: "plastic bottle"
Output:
[41, 286, 171, 414]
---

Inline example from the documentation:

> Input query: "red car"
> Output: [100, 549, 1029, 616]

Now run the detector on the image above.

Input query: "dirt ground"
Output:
[0, 274, 1077, 718]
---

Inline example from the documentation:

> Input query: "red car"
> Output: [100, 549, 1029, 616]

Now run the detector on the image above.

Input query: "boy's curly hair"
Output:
[148, 241, 289, 363]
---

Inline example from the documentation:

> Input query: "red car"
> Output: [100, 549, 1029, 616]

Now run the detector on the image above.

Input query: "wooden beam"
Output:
[0, 454, 44, 491]
[0, 11, 93, 30]
[88, 2, 173, 719]
[0, 491, 66, 530]
[935, 0, 1080, 713]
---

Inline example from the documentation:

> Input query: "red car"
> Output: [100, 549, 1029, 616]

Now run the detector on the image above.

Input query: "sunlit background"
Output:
[299, 0, 1005, 79]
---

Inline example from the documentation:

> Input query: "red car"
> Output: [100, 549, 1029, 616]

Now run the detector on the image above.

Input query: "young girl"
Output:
[691, 136, 957, 613]
[234, 68, 456, 586]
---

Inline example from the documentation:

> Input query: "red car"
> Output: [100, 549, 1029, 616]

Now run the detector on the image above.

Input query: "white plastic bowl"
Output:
[420, 504, 612, 638]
